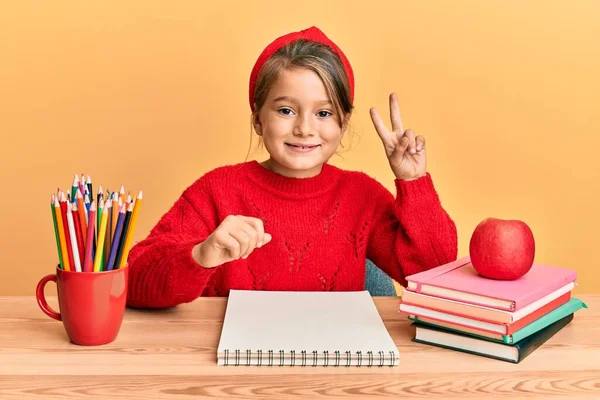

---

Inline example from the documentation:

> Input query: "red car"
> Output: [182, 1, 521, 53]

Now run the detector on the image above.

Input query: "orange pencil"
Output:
[76, 189, 87, 248]
[53, 196, 70, 271]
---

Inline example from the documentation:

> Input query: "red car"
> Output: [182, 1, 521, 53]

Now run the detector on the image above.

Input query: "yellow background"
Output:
[1, 1, 598, 296]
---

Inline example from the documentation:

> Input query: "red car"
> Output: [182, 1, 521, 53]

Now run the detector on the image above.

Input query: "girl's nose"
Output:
[293, 115, 313, 136]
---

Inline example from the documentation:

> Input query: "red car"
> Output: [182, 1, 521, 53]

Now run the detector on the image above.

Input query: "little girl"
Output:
[127, 26, 457, 308]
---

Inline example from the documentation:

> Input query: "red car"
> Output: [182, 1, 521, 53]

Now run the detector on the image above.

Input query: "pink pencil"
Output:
[83, 201, 97, 272]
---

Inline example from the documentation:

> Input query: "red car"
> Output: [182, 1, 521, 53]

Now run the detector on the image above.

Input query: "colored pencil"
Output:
[66, 202, 82, 272]
[50, 194, 64, 269]
[97, 197, 103, 239]
[103, 191, 112, 268]
[115, 199, 133, 269]
[76, 189, 87, 247]
[97, 184, 104, 242]
[111, 191, 119, 238]
[119, 191, 142, 268]
[51, 174, 142, 273]
[93, 199, 110, 273]
[72, 202, 85, 266]
[83, 201, 97, 272]
[106, 203, 126, 271]
[59, 192, 75, 270]
[97, 185, 104, 206]
[71, 174, 79, 203]
[80, 174, 86, 198]
[86, 174, 92, 202]
[84, 193, 91, 216]
[54, 197, 70, 271]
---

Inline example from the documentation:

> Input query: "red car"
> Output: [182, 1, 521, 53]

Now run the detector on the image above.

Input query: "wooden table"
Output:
[1, 295, 599, 399]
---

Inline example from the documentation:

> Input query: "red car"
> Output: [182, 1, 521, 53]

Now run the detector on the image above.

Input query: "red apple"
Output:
[469, 218, 535, 280]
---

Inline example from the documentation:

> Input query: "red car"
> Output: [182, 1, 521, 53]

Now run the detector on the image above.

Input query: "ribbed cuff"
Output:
[394, 173, 438, 201]
[168, 238, 219, 301]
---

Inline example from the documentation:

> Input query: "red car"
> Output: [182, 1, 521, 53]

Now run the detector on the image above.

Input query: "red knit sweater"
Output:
[127, 161, 457, 308]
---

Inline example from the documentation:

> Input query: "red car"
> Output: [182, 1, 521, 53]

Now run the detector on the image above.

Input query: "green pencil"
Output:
[71, 174, 79, 203]
[51, 194, 64, 269]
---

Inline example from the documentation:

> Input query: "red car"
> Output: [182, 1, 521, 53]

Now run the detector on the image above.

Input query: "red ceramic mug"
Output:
[36, 266, 128, 346]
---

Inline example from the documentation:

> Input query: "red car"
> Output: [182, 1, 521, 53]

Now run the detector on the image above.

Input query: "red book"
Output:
[400, 291, 571, 335]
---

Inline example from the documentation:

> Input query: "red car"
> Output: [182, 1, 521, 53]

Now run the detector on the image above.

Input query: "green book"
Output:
[413, 313, 575, 363]
[410, 298, 587, 344]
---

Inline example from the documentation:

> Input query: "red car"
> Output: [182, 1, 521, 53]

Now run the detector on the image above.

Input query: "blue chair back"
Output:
[365, 259, 397, 296]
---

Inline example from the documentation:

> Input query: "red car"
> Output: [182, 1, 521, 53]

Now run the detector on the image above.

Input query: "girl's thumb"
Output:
[258, 233, 273, 247]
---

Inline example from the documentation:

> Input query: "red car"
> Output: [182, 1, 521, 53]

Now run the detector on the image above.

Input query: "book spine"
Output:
[405, 287, 515, 311]
[220, 349, 398, 367]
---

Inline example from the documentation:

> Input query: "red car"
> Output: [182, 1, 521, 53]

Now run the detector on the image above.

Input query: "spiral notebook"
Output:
[217, 290, 399, 367]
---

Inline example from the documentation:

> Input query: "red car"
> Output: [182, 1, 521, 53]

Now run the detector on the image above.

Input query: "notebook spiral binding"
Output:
[222, 349, 397, 367]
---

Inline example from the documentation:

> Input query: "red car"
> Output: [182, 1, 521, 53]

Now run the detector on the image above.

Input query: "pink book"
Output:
[405, 256, 577, 311]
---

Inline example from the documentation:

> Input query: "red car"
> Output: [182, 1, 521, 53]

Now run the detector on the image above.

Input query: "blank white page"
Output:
[217, 290, 399, 366]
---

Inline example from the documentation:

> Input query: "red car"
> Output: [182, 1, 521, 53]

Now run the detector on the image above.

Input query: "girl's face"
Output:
[253, 68, 348, 178]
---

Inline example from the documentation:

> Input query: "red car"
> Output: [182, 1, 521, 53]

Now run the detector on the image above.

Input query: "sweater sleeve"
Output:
[126, 181, 221, 308]
[366, 173, 458, 287]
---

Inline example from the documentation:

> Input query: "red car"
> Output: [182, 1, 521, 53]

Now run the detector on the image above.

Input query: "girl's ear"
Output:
[341, 112, 351, 135]
[252, 110, 263, 136]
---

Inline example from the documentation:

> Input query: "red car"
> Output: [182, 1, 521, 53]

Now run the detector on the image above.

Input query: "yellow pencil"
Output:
[54, 197, 71, 271]
[93, 199, 111, 272]
[118, 190, 142, 268]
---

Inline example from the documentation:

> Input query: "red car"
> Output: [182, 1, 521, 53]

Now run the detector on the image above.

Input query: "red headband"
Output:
[248, 26, 354, 112]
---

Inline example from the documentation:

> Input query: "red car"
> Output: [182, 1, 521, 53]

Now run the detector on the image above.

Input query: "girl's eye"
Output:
[318, 111, 332, 118]
[278, 108, 294, 116]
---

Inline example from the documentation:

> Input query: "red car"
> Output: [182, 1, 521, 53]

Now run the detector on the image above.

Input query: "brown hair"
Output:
[247, 39, 355, 156]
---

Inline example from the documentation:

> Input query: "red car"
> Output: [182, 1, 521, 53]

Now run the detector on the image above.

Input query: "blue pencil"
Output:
[115, 198, 133, 269]
[105, 202, 126, 271]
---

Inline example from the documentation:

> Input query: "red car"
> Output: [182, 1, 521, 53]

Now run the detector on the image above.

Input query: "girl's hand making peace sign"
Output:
[370, 93, 427, 181]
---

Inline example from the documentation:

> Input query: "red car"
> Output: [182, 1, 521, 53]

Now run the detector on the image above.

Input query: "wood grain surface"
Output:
[1, 295, 598, 399]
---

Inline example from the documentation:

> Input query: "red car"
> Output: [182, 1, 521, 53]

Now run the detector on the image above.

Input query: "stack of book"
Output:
[399, 256, 586, 363]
